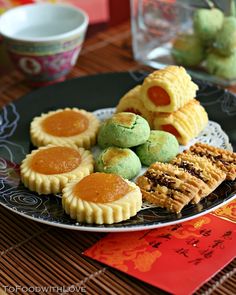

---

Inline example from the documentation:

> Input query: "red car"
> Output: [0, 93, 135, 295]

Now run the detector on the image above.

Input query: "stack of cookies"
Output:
[136, 142, 236, 213]
[96, 112, 180, 179]
[116, 65, 208, 145]
[21, 108, 144, 225]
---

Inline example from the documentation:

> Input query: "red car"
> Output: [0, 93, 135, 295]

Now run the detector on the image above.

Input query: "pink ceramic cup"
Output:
[0, 3, 88, 86]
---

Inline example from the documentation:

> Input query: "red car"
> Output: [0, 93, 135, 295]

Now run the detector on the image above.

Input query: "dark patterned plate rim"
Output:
[0, 72, 235, 232]
[0, 191, 235, 232]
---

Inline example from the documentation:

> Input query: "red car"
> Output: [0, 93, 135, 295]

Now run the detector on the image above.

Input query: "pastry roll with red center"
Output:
[116, 85, 154, 128]
[153, 99, 208, 145]
[140, 66, 198, 112]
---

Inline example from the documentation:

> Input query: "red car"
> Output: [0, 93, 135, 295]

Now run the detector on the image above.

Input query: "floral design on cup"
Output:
[0, 4, 88, 86]
[19, 57, 41, 75]
[10, 45, 82, 82]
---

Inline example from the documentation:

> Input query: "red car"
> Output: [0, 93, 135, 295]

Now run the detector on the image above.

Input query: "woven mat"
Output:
[0, 22, 235, 294]
[1, 206, 235, 295]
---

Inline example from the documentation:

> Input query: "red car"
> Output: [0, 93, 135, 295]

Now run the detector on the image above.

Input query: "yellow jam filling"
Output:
[30, 146, 81, 174]
[73, 172, 130, 203]
[162, 124, 181, 138]
[148, 86, 170, 106]
[42, 110, 89, 137]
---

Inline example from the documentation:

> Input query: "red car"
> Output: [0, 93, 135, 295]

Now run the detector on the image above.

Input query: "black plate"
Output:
[0, 72, 235, 232]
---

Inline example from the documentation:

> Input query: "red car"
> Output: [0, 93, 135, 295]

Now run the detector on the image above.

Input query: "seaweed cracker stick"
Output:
[140, 66, 198, 113]
[193, 7, 224, 43]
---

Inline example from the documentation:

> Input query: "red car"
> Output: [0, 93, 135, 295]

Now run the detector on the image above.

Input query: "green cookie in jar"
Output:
[172, 34, 205, 67]
[214, 16, 236, 56]
[193, 8, 224, 43]
[206, 50, 236, 79]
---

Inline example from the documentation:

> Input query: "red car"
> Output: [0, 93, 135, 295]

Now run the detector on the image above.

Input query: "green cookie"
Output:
[214, 17, 236, 56]
[97, 122, 110, 149]
[172, 34, 205, 67]
[206, 50, 236, 79]
[97, 112, 150, 148]
[193, 8, 224, 43]
[96, 146, 141, 180]
[136, 130, 179, 166]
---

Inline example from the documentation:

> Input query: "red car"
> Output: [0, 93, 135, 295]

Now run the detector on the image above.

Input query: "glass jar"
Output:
[130, 0, 235, 85]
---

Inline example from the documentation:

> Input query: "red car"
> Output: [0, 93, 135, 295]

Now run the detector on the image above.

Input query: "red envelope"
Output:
[84, 200, 236, 295]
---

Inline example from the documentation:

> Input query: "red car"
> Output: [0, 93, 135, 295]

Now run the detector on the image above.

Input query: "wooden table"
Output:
[0, 22, 235, 295]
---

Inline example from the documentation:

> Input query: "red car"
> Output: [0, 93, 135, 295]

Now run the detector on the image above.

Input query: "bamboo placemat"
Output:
[0, 22, 235, 294]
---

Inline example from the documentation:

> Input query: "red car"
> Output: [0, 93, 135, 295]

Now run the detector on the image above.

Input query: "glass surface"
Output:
[130, 0, 236, 86]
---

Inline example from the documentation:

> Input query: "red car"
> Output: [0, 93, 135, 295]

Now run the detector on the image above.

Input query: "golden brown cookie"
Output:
[30, 108, 100, 149]
[150, 161, 208, 204]
[153, 99, 208, 145]
[20, 144, 94, 195]
[62, 173, 142, 224]
[140, 66, 198, 113]
[136, 162, 199, 213]
[188, 142, 236, 180]
[172, 152, 226, 203]
[116, 85, 154, 128]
